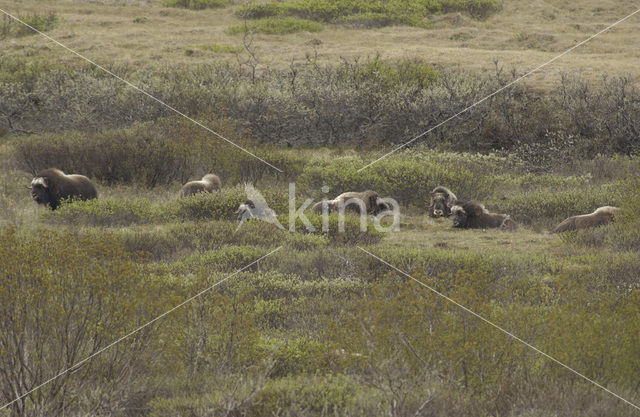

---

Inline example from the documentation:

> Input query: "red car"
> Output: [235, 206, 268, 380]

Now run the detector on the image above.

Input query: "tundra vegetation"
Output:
[1, 0, 640, 416]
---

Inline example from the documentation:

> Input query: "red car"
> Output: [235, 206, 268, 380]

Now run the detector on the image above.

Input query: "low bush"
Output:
[4, 58, 639, 168]
[492, 182, 625, 227]
[0, 12, 57, 39]
[236, 0, 502, 28]
[250, 374, 379, 416]
[43, 197, 163, 226]
[163, 0, 232, 9]
[228, 18, 323, 35]
[0, 228, 167, 415]
[297, 152, 497, 208]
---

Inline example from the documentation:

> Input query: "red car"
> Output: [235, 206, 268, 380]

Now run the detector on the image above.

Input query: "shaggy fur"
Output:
[179, 174, 221, 197]
[428, 186, 457, 218]
[311, 190, 390, 215]
[552, 206, 621, 233]
[30, 168, 97, 210]
[451, 200, 517, 231]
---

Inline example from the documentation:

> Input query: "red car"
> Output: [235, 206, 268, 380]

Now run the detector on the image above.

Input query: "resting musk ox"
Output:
[428, 186, 457, 218]
[311, 190, 390, 215]
[451, 200, 518, 231]
[29, 168, 97, 210]
[179, 174, 221, 198]
[552, 206, 621, 233]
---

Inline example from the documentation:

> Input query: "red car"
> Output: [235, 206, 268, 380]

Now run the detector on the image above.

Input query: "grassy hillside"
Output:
[0, 0, 638, 86]
[1, 0, 640, 415]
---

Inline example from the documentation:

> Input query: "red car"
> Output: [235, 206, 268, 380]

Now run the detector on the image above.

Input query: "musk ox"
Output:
[179, 174, 221, 198]
[428, 186, 457, 218]
[552, 206, 621, 233]
[29, 168, 98, 210]
[311, 190, 390, 215]
[451, 200, 518, 231]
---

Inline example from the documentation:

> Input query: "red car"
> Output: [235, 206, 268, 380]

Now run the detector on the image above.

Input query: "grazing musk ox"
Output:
[179, 174, 221, 198]
[428, 186, 457, 218]
[29, 168, 98, 210]
[451, 200, 518, 231]
[311, 190, 390, 215]
[552, 206, 621, 233]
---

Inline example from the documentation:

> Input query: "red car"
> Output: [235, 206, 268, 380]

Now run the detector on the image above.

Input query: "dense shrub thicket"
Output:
[3, 56, 638, 171]
[0, 229, 168, 416]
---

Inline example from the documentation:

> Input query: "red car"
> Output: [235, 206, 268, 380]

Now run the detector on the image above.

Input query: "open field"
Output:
[1, 0, 640, 415]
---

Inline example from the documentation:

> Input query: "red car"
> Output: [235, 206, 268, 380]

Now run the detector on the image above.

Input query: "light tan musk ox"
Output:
[311, 190, 390, 215]
[179, 174, 221, 197]
[29, 168, 98, 210]
[451, 200, 518, 231]
[428, 186, 457, 218]
[552, 206, 621, 233]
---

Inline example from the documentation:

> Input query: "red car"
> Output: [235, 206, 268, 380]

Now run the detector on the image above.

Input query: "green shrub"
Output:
[297, 152, 496, 208]
[337, 12, 425, 28]
[492, 182, 624, 227]
[169, 185, 289, 221]
[250, 374, 379, 416]
[163, 0, 232, 9]
[180, 245, 271, 272]
[0, 228, 166, 415]
[236, 0, 502, 28]
[44, 197, 163, 226]
[228, 18, 324, 35]
[1, 12, 57, 39]
[352, 56, 437, 89]
[14, 116, 255, 187]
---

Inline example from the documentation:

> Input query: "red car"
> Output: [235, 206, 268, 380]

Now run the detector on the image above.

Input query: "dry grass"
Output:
[1, 0, 638, 89]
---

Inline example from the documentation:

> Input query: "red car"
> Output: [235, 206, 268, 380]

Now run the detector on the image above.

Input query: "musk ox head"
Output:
[375, 199, 391, 214]
[30, 176, 51, 206]
[500, 216, 518, 231]
[235, 200, 256, 221]
[451, 204, 468, 228]
[428, 186, 457, 218]
[430, 193, 449, 218]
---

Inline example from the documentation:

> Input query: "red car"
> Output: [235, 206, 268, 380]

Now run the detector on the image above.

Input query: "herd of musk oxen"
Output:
[28, 168, 622, 233]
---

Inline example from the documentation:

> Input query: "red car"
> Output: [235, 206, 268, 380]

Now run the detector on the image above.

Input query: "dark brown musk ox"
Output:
[29, 168, 98, 210]
[552, 206, 621, 233]
[428, 186, 457, 218]
[451, 200, 518, 231]
[311, 190, 390, 215]
[179, 174, 221, 198]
